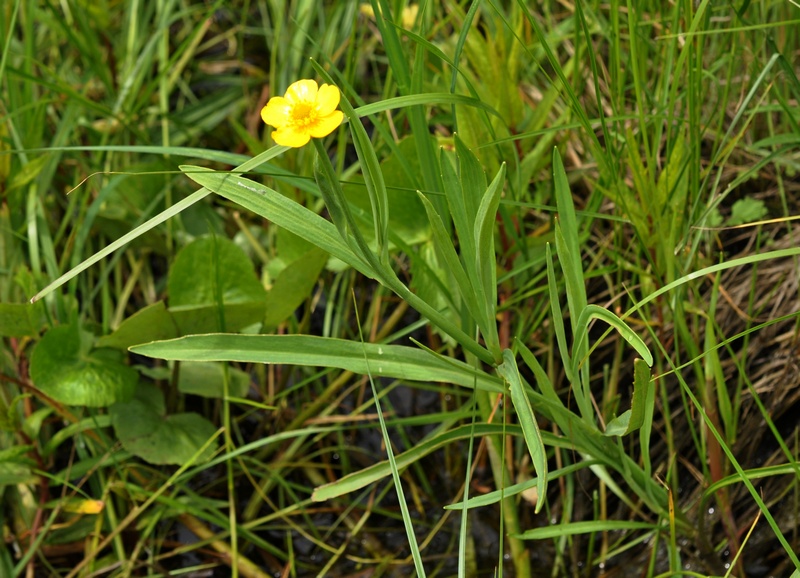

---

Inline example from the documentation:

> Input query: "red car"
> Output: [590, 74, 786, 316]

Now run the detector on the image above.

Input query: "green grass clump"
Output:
[2, 1, 800, 576]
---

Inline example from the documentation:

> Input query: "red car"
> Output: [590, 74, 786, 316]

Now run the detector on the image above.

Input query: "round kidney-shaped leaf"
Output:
[177, 361, 250, 399]
[110, 383, 218, 465]
[168, 235, 266, 334]
[30, 324, 137, 407]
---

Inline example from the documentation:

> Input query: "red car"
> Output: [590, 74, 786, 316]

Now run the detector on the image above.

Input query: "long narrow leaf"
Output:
[497, 349, 547, 513]
[31, 145, 290, 303]
[445, 461, 600, 511]
[574, 304, 654, 369]
[312, 423, 521, 502]
[515, 520, 663, 541]
[130, 334, 503, 393]
[417, 192, 479, 321]
[312, 62, 390, 263]
[181, 167, 372, 277]
[473, 163, 506, 358]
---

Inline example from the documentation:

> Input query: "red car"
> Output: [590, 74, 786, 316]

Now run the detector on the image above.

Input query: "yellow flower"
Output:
[359, 3, 418, 28]
[261, 80, 344, 148]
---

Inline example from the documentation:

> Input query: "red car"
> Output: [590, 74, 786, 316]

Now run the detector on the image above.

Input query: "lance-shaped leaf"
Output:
[131, 334, 503, 393]
[497, 349, 547, 513]
[181, 167, 373, 279]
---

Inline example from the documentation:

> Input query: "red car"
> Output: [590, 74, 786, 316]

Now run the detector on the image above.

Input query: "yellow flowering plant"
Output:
[260, 79, 344, 147]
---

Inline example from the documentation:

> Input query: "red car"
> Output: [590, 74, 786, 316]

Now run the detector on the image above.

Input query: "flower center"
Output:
[290, 101, 317, 127]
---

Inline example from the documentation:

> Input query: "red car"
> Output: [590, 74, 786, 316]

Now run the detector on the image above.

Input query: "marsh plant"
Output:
[1, 1, 799, 577]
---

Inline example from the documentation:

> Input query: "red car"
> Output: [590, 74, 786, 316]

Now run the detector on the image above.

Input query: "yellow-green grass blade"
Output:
[312, 423, 521, 502]
[445, 461, 601, 511]
[515, 520, 665, 541]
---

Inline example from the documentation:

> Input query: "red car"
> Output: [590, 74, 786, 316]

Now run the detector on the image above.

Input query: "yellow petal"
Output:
[272, 125, 311, 147]
[63, 499, 105, 514]
[285, 79, 318, 104]
[402, 5, 419, 28]
[261, 97, 290, 127]
[315, 84, 341, 116]
[309, 110, 344, 138]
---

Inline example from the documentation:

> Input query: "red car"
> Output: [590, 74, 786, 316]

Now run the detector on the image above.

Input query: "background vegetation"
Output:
[2, 0, 800, 576]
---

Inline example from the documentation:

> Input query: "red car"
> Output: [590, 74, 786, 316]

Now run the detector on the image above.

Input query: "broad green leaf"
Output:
[728, 197, 768, 226]
[0, 303, 38, 337]
[29, 324, 137, 407]
[276, 228, 316, 265]
[130, 334, 503, 393]
[178, 361, 250, 399]
[168, 235, 266, 334]
[110, 383, 217, 465]
[497, 349, 547, 513]
[96, 301, 178, 349]
[263, 247, 328, 328]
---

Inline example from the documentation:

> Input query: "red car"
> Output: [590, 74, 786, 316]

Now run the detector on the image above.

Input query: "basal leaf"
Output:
[110, 383, 218, 465]
[96, 301, 178, 349]
[0, 303, 38, 337]
[263, 247, 328, 329]
[30, 324, 137, 407]
[168, 235, 266, 334]
[177, 361, 250, 399]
